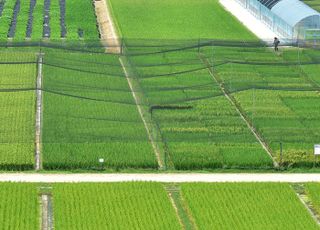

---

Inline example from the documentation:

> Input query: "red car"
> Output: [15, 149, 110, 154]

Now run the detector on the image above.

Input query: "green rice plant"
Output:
[0, 53, 36, 169]
[50, 0, 61, 40]
[13, 0, 29, 40]
[0, 0, 16, 40]
[181, 183, 319, 229]
[31, 0, 44, 39]
[109, 0, 257, 40]
[305, 183, 320, 215]
[53, 183, 181, 229]
[65, 0, 99, 40]
[0, 183, 39, 229]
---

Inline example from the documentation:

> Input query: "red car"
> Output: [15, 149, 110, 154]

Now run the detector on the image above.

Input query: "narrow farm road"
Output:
[0, 173, 319, 183]
[95, 0, 120, 53]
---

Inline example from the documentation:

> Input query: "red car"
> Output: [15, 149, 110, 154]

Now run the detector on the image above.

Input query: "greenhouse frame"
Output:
[236, 0, 320, 40]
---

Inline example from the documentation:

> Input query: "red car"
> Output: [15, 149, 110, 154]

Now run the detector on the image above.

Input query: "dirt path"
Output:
[165, 184, 197, 230]
[0, 173, 320, 183]
[94, 0, 120, 53]
[35, 54, 43, 171]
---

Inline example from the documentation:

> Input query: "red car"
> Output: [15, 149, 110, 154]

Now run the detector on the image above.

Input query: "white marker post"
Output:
[99, 158, 105, 171]
[314, 145, 320, 167]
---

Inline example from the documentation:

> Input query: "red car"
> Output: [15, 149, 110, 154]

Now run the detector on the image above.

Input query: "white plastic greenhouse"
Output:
[237, 0, 320, 40]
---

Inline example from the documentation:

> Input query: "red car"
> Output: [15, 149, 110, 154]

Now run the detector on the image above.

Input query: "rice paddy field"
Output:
[0, 0, 320, 229]
[109, 0, 257, 40]
[41, 50, 157, 170]
[125, 45, 273, 170]
[0, 183, 39, 229]
[0, 0, 99, 40]
[52, 183, 180, 229]
[0, 0, 317, 170]
[1, 182, 320, 229]
[181, 183, 319, 229]
[0, 51, 36, 170]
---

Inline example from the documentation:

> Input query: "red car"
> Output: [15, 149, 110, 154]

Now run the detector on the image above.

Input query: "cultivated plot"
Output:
[109, 0, 257, 40]
[201, 46, 320, 166]
[41, 50, 157, 170]
[125, 45, 272, 170]
[0, 51, 36, 170]
[0, 183, 39, 229]
[52, 183, 181, 229]
[181, 183, 319, 229]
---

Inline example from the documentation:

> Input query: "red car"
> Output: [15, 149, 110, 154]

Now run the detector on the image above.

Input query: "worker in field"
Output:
[274, 37, 280, 51]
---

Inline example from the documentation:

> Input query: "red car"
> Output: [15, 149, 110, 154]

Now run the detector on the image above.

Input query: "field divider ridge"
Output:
[199, 54, 278, 168]
[292, 184, 320, 225]
[39, 186, 54, 230]
[164, 184, 198, 230]
[35, 53, 44, 171]
[119, 57, 164, 169]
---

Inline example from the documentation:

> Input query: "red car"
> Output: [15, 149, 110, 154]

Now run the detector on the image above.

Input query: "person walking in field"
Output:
[274, 37, 280, 51]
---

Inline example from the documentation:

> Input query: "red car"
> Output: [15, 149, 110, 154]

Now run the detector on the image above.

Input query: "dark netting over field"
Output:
[0, 40, 319, 170]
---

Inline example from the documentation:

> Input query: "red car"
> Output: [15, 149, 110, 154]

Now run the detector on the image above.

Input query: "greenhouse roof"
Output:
[258, 0, 281, 9]
[271, 0, 320, 27]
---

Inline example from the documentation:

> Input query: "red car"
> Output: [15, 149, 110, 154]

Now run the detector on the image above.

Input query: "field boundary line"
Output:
[199, 54, 278, 168]
[166, 188, 184, 229]
[119, 57, 164, 169]
[165, 184, 198, 230]
[292, 184, 320, 226]
[94, 0, 120, 53]
[35, 53, 43, 171]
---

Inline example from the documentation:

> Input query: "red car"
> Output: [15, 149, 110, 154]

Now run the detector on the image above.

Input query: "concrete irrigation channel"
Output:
[35, 53, 44, 171]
